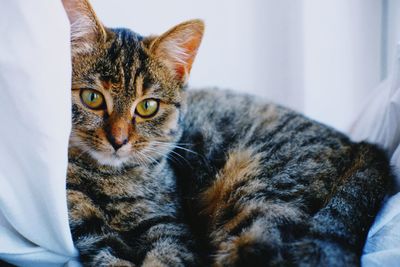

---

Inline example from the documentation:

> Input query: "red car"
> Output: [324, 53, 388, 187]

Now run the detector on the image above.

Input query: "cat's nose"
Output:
[107, 134, 128, 151]
[106, 120, 129, 151]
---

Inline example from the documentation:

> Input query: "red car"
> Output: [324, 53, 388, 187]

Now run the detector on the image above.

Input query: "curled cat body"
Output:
[63, 0, 392, 266]
[173, 89, 392, 266]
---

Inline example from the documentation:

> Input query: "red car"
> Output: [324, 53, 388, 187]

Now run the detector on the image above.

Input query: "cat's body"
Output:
[62, 0, 392, 266]
[67, 148, 197, 266]
[173, 89, 391, 266]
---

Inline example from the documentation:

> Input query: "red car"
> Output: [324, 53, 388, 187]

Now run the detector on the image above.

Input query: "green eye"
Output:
[135, 99, 159, 118]
[80, 89, 105, 110]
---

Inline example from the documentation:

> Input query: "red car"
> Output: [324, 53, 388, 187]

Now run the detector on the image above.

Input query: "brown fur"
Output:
[200, 148, 262, 223]
[63, 0, 204, 266]
[63, 1, 391, 266]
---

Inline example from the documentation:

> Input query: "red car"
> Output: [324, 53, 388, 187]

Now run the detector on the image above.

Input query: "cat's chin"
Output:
[89, 150, 130, 168]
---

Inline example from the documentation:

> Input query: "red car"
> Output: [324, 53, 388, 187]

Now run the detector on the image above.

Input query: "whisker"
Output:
[144, 145, 193, 168]
[151, 141, 199, 155]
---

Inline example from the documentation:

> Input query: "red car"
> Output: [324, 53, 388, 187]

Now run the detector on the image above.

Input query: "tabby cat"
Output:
[63, 0, 202, 266]
[63, 0, 392, 266]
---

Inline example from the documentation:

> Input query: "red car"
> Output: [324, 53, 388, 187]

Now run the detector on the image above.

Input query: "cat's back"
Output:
[178, 88, 391, 203]
[182, 88, 354, 165]
[183, 88, 340, 147]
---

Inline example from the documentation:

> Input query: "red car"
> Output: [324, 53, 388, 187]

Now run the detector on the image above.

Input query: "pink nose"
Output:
[106, 119, 129, 151]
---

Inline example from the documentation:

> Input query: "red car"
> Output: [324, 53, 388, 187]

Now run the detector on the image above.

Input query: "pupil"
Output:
[90, 93, 96, 102]
[144, 101, 149, 109]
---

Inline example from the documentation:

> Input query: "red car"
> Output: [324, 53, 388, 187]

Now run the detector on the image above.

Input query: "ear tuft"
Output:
[148, 19, 205, 84]
[62, 0, 106, 53]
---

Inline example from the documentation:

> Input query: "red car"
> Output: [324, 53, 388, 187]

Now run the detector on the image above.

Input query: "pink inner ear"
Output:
[150, 20, 204, 82]
[174, 35, 202, 80]
[175, 65, 186, 80]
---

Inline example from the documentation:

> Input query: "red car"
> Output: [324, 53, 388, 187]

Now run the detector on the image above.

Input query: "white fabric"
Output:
[362, 193, 400, 266]
[350, 44, 400, 266]
[0, 1, 79, 266]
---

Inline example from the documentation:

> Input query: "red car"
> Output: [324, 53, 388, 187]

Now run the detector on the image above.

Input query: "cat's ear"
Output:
[62, 0, 106, 53]
[147, 19, 205, 84]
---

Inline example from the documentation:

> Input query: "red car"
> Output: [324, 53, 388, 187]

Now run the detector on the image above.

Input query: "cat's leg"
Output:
[68, 189, 136, 267]
[140, 221, 200, 267]
[284, 143, 391, 267]
[199, 148, 308, 267]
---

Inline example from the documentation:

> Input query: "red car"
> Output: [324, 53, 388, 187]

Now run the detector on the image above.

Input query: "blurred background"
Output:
[91, 0, 400, 132]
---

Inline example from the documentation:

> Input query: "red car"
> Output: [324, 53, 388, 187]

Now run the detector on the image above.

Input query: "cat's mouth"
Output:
[89, 148, 131, 167]
[70, 132, 168, 168]
[89, 142, 157, 168]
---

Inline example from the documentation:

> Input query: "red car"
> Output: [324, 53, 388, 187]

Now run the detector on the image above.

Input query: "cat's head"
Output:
[62, 0, 204, 167]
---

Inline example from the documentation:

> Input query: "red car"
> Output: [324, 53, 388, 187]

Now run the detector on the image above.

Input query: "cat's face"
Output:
[63, 0, 203, 167]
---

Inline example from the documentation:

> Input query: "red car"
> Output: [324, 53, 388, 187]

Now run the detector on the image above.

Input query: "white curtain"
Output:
[0, 1, 79, 266]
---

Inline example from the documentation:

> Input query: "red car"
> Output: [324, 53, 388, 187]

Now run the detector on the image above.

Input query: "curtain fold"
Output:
[0, 0, 79, 266]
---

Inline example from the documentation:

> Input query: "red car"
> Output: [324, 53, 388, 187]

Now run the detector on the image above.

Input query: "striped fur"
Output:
[64, 0, 392, 266]
[172, 89, 392, 266]
[64, 0, 203, 265]
[68, 152, 198, 266]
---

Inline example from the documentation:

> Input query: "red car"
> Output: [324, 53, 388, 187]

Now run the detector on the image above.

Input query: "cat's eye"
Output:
[135, 99, 159, 118]
[80, 89, 105, 110]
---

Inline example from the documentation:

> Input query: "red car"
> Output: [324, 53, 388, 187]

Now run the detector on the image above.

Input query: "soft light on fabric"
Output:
[0, 0, 79, 266]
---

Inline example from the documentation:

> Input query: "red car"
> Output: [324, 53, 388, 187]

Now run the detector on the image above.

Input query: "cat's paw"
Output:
[212, 234, 282, 267]
[107, 259, 136, 267]
[141, 257, 168, 267]
[84, 252, 136, 267]
[140, 242, 197, 267]
[83, 259, 135, 267]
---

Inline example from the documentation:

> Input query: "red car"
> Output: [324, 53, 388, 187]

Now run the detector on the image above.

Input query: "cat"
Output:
[63, 0, 392, 266]
[63, 0, 203, 266]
